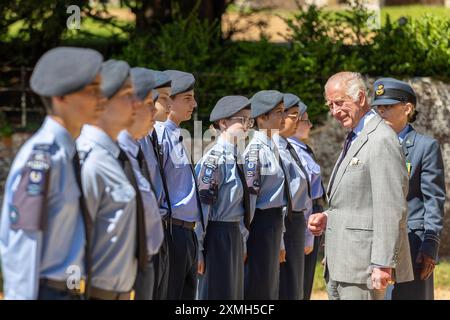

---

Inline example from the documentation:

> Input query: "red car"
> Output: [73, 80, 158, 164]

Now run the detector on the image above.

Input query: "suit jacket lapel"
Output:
[402, 127, 416, 158]
[329, 115, 383, 201]
[402, 126, 416, 177]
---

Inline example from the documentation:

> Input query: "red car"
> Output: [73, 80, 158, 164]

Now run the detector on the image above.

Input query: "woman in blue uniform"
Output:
[374, 77, 446, 300]
[243, 90, 291, 300]
[288, 98, 327, 300]
[195, 95, 252, 300]
[276, 93, 311, 300]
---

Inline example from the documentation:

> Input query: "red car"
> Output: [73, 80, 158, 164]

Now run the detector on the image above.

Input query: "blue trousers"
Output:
[244, 207, 283, 300]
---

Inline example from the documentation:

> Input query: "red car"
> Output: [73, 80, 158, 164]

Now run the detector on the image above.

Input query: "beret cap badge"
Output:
[375, 84, 385, 96]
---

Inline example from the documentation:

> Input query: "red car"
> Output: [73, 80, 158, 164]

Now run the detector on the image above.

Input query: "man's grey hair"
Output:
[324, 72, 368, 102]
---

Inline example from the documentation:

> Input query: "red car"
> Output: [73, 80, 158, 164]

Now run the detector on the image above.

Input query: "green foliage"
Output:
[0, 111, 13, 138]
[119, 1, 449, 126]
[369, 14, 450, 78]
[2, 1, 449, 128]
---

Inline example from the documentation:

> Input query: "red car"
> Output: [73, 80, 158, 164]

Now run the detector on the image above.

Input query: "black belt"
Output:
[39, 278, 85, 296]
[163, 217, 196, 230]
[89, 286, 135, 300]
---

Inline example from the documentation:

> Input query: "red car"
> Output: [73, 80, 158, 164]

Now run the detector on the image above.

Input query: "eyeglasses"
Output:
[325, 96, 350, 111]
[284, 112, 300, 120]
[229, 117, 254, 127]
[299, 119, 312, 125]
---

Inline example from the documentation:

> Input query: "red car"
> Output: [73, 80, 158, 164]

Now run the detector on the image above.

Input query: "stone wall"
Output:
[308, 77, 450, 256]
[0, 77, 449, 256]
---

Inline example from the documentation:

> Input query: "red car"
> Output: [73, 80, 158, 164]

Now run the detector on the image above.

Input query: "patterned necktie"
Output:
[118, 150, 148, 270]
[72, 151, 93, 298]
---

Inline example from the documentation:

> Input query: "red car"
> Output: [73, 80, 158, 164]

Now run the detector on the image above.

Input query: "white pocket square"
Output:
[350, 157, 361, 166]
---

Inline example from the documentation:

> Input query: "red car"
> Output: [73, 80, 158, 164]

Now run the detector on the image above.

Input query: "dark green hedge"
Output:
[118, 4, 449, 127]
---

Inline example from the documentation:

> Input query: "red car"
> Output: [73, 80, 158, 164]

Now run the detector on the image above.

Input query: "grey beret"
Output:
[163, 70, 195, 96]
[298, 99, 308, 115]
[30, 46, 103, 97]
[284, 93, 308, 115]
[210, 96, 251, 122]
[283, 93, 300, 110]
[152, 89, 159, 101]
[372, 77, 417, 106]
[101, 59, 130, 99]
[250, 90, 284, 118]
[130, 67, 156, 101]
[149, 70, 171, 89]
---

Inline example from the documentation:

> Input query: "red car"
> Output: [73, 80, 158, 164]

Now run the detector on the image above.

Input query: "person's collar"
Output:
[117, 130, 140, 157]
[288, 136, 307, 150]
[273, 133, 288, 148]
[81, 124, 121, 159]
[398, 124, 411, 144]
[254, 130, 275, 149]
[43, 116, 76, 158]
[164, 119, 181, 139]
[217, 135, 236, 153]
[352, 108, 377, 137]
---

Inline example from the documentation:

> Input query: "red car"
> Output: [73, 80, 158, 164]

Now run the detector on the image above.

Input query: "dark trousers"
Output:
[303, 235, 321, 300]
[152, 227, 170, 300]
[244, 207, 283, 300]
[279, 211, 306, 300]
[38, 285, 83, 300]
[134, 258, 155, 300]
[167, 224, 198, 300]
[392, 230, 434, 300]
[198, 221, 244, 300]
[392, 271, 434, 300]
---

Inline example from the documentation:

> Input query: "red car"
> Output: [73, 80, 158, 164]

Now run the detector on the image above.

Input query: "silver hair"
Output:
[325, 72, 368, 102]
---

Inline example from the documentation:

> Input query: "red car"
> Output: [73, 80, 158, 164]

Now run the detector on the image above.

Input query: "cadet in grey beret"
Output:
[250, 90, 284, 118]
[130, 67, 156, 101]
[2, 46, 104, 301]
[210, 96, 251, 122]
[149, 70, 172, 89]
[163, 70, 195, 97]
[101, 59, 130, 99]
[30, 46, 103, 97]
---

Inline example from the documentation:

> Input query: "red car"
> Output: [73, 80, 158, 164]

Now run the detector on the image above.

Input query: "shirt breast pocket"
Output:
[307, 162, 321, 175]
[108, 184, 135, 203]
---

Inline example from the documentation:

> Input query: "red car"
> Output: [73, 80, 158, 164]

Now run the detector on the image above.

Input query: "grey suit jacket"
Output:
[325, 113, 414, 285]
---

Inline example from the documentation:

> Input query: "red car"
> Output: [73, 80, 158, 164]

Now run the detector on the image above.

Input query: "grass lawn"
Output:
[312, 256, 450, 299]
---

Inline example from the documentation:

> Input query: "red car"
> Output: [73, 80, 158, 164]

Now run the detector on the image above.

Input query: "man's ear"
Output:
[218, 119, 227, 130]
[358, 90, 366, 107]
[404, 102, 413, 117]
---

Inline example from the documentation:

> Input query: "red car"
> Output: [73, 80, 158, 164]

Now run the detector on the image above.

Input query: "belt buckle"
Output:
[76, 279, 86, 295]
